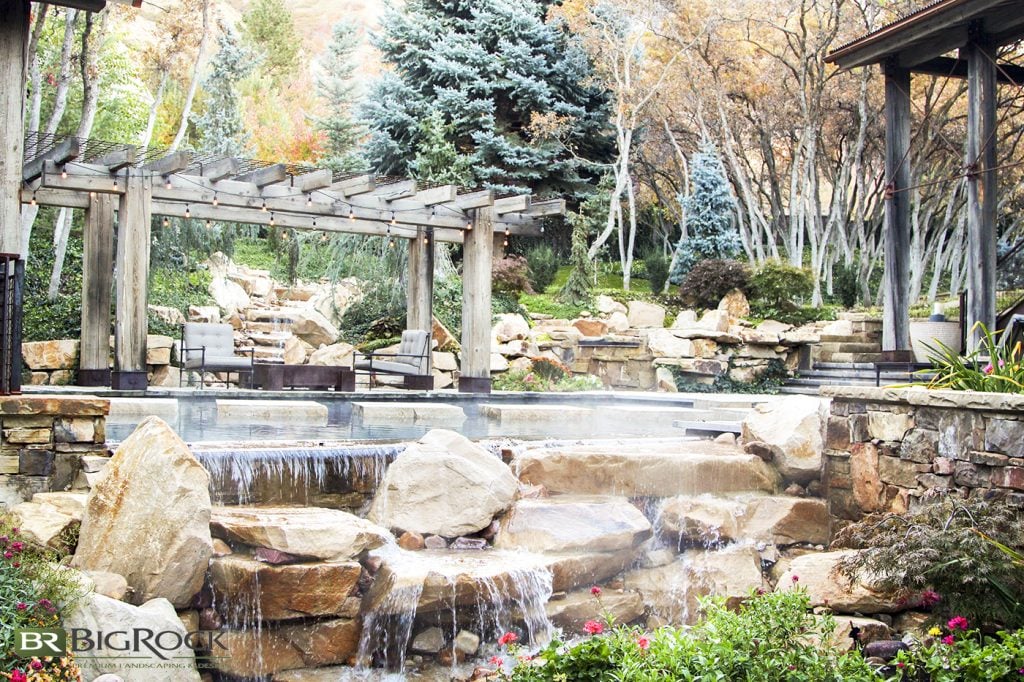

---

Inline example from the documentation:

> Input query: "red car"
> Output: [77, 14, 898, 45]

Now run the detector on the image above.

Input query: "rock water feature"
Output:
[55, 397, 910, 681]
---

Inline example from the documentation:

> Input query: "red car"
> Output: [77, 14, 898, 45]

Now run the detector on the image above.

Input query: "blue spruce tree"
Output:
[317, 20, 364, 172]
[668, 142, 741, 284]
[360, 0, 611, 196]
[194, 27, 252, 156]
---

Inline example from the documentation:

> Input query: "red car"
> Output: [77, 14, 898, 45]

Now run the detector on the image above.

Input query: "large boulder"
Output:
[627, 301, 666, 328]
[595, 295, 627, 316]
[210, 506, 391, 561]
[718, 288, 751, 321]
[292, 310, 339, 347]
[741, 396, 828, 484]
[11, 500, 78, 550]
[646, 329, 695, 358]
[494, 496, 652, 553]
[21, 339, 78, 370]
[72, 417, 213, 607]
[546, 588, 645, 630]
[213, 618, 360, 678]
[308, 342, 355, 367]
[209, 277, 250, 315]
[63, 592, 201, 682]
[657, 495, 829, 547]
[656, 496, 744, 546]
[369, 429, 518, 537]
[492, 313, 531, 342]
[309, 279, 362, 329]
[777, 550, 903, 614]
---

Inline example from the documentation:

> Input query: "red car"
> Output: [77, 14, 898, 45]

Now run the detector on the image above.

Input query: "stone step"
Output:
[243, 320, 296, 334]
[816, 342, 882, 354]
[246, 331, 292, 346]
[672, 420, 742, 435]
[814, 362, 877, 370]
[778, 385, 822, 395]
[817, 351, 885, 363]
[216, 399, 328, 425]
[818, 333, 881, 344]
[245, 308, 303, 323]
[512, 440, 780, 497]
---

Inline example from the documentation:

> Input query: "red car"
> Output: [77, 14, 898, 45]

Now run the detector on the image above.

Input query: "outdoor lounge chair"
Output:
[353, 329, 433, 390]
[180, 322, 255, 389]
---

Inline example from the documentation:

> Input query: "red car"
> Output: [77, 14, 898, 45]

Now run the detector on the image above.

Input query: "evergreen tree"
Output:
[361, 0, 611, 196]
[668, 142, 741, 284]
[194, 27, 252, 156]
[409, 111, 473, 185]
[240, 0, 300, 85]
[317, 20, 363, 171]
[558, 212, 595, 304]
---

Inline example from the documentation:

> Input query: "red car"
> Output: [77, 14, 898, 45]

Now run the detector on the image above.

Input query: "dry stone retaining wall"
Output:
[822, 386, 1024, 523]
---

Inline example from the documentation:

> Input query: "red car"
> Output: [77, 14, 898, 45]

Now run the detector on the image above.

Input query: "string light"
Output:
[349, 207, 355, 222]
[212, 193, 219, 207]
[423, 236, 429, 246]
[312, 218, 317, 228]
[540, 225, 545, 234]
[29, 192, 36, 207]
[205, 219, 212, 229]
[503, 239, 509, 247]
[388, 237, 396, 249]
[390, 212, 397, 225]
[60, 167, 67, 179]
[261, 200, 267, 212]
[89, 191, 96, 198]
[112, 176, 118, 191]
[165, 177, 172, 190]
[466, 221, 472, 231]
[162, 217, 169, 228]
[269, 212, 275, 226]
[306, 194, 313, 207]
[185, 204, 191, 219]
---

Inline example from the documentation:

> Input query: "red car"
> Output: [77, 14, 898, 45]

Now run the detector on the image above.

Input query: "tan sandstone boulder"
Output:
[495, 495, 652, 553]
[742, 396, 828, 484]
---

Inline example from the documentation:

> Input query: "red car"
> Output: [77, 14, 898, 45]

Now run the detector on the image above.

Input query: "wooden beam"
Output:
[50, 0, 105, 10]
[80, 192, 114, 375]
[41, 159, 122, 194]
[22, 137, 82, 182]
[329, 174, 375, 196]
[493, 195, 530, 215]
[20, 186, 90, 209]
[494, 221, 543, 236]
[882, 63, 912, 354]
[407, 227, 434, 344]
[196, 157, 240, 181]
[414, 184, 458, 206]
[234, 163, 287, 187]
[114, 170, 152, 377]
[460, 207, 494, 390]
[911, 56, 1024, 84]
[375, 179, 417, 200]
[91, 147, 136, 172]
[141, 150, 191, 176]
[286, 169, 333, 192]
[523, 198, 566, 217]
[964, 40, 998, 351]
[454, 189, 495, 210]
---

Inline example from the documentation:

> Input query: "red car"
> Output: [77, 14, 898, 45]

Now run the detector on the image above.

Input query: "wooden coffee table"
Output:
[253, 364, 355, 391]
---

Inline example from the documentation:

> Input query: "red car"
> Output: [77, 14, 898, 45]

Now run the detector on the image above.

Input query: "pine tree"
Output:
[361, 0, 611, 196]
[194, 27, 252, 156]
[558, 213, 595, 304]
[668, 142, 741, 284]
[240, 0, 300, 85]
[409, 111, 473, 185]
[317, 20, 363, 171]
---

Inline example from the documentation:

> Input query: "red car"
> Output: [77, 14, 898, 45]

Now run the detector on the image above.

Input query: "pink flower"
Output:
[590, 586, 602, 596]
[38, 598, 54, 612]
[583, 620, 604, 635]
[488, 655, 503, 666]
[10, 541, 22, 552]
[942, 634, 955, 645]
[3, 551, 12, 559]
[30, 660, 43, 671]
[947, 616, 969, 631]
[984, 363, 994, 374]
[637, 636, 650, 650]
[11, 670, 27, 682]
[897, 662, 905, 669]
[919, 590, 941, 608]
[10, 527, 18, 534]
[791, 574, 799, 582]
[15, 602, 28, 611]
[498, 631, 518, 646]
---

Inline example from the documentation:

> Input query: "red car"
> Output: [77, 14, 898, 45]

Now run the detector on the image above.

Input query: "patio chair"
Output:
[180, 322, 255, 389]
[353, 329, 433, 390]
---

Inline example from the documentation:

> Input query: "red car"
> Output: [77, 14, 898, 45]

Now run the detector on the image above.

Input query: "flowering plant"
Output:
[892, 618, 1024, 681]
[921, 322, 1024, 393]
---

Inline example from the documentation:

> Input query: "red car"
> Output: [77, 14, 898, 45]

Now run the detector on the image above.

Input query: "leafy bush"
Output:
[525, 245, 559, 293]
[833, 261, 860, 308]
[893, 621, 1024, 681]
[433, 275, 463, 341]
[642, 251, 669, 294]
[495, 588, 875, 681]
[147, 266, 215, 336]
[492, 256, 534, 300]
[834, 495, 1024, 630]
[22, 219, 85, 342]
[751, 303, 839, 327]
[494, 358, 602, 392]
[670, 358, 789, 394]
[339, 281, 406, 344]
[749, 260, 814, 310]
[678, 258, 749, 309]
[922, 322, 1024, 393]
[1, 515, 84, 680]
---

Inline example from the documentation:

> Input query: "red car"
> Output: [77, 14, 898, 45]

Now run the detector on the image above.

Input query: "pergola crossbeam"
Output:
[196, 157, 240, 181]
[91, 147, 136, 172]
[454, 189, 495, 210]
[493, 195, 530, 215]
[375, 179, 417, 200]
[234, 163, 287, 187]
[141, 150, 191, 176]
[286, 169, 333, 192]
[329, 174, 375, 196]
[414, 184, 458, 206]
[22, 137, 81, 182]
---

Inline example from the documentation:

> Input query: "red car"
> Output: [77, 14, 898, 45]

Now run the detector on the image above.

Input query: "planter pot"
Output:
[909, 320, 961, 363]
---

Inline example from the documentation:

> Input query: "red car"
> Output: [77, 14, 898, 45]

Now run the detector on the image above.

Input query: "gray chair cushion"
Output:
[184, 355, 253, 370]
[181, 323, 250, 370]
[354, 358, 419, 374]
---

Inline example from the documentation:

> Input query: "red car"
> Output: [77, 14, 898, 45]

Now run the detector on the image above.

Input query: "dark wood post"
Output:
[459, 208, 493, 392]
[407, 226, 434, 351]
[79, 193, 114, 385]
[964, 35, 998, 351]
[112, 169, 152, 390]
[882, 61, 912, 357]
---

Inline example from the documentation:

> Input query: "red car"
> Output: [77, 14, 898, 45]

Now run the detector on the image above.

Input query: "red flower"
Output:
[16, 602, 28, 611]
[488, 655, 503, 666]
[897, 663, 905, 669]
[942, 634, 955, 645]
[38, 598, 54, 612]
[3, 551, 12, 559]
[590, 585, 602, 596]
[498, 631, 518, 646]
[30, 660, 43, 671]
[919, 590, 941, 608]
[791, 575, 799, 582]
[11, 671, 26, 682]
[583, 620, 604, 635]
[637, 636, 650, 650]
[947, 616, 969, 631]
[11, 541, 23, 552]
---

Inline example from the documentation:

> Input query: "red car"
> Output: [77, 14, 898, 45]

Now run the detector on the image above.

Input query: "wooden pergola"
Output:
[0, 1, 561, 394]
[18, 133, 561, 391]
[827, 0, 1024, 355]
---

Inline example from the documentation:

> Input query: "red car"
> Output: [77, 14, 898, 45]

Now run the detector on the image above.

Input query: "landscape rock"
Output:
[210, 506, 391, 561]
[72, 417, 212, 607]
[596, 295, 627, 316]
[83, 570, 129, 600]
[148, 305, 186, 326]
[309, 279, 362, 329]
[605, 311, 631, 332]
[292, 310, 339, 347]
[627, 301, 666, 328]
[283, 336, 312, 365]
[573, 318, 608, 338]
[646, 330, 695, 358]
[11, 501, 78, 550]
[308, 342, 355, 367]
[655, 367, 677, 392]
[546, 588, 645, 630]
[454, 630, 480, 656]
[411, 627, 446, 654]
[21, 339, 79, 370]
[778, 550, 903, 613]
[209, 277, 250, 315]
[492, 313, 531, 342]
[369, 430, 519, 537]
[495, 495, 652, 553]
[188, 305, 220, 323]
[829, 616, 892, 651]
[63, 593, 201, 682]
[741, 396, 827, 484]
[656, 496, 743, 546]
[718, 289, 750, 320]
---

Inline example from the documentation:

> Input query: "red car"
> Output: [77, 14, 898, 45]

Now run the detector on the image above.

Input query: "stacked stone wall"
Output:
[822, 387, 1024, 524]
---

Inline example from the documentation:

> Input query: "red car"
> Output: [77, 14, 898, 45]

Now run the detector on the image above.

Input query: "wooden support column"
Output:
[965, 37, 998, 351]
[882, 62, 912, 357]
[78, 194, 114, 386]
[407, 226, 434, 339]
[0, 1, 28, 256]
[112, 170, 152, 390]
[459, 209, 493, 393]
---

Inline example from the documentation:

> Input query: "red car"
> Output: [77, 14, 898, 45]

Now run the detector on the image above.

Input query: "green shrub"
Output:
[834, 494, 1024, 630]
[22, 218, 85, 342]
[1, 514, 85, 680]
[750, 303, 839, 326]
[339, 280, 406, 344]
[525, 245, 559, 293]
[893, 623, 1024, 681]
[642, 251, 669, 294]
[496, 588, 875, 681]
[922, 322, 1024, 393]
[678, 258, 749, 309]
[493, 358, 602, 392]
[749, 260, 814, 310]
[833, 261, 860, 308]
[433, 275, 463, 341]
[670, 358, 789, 394]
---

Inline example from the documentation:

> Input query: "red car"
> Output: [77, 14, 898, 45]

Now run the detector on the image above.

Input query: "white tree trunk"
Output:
[169, 0, 210, 151]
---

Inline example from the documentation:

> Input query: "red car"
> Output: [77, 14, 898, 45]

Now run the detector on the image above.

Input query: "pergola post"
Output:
[78, 193, 114, 386]
[407, 226, 434, 340]
[882, 61, 913, 357]
[459, 208, 493, 393]
[964, 36, 998, 351]
[112, 170, 151, 390]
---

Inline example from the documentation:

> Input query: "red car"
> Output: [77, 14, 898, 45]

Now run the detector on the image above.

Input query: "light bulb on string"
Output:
[164, 177, 172, 190]
[205, 219, 212, 229]
[312, 218, 317, 228]
[162, 217, 169, 228]
[261, 200, 267, 212]
[185, 205, 191, 219]
[269, 212, 276, 227]
[60, 167, 67, 180]
[212, 193, 219, 207]
[306, 194, 313, 207]
[388, 237, 396, 249]
[112, 176, 118, 191]
[390, 212, 397, 226]
[348, 207, 355, 222]
[30, 193, 36, 207]
[466, 221, 472, 231]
